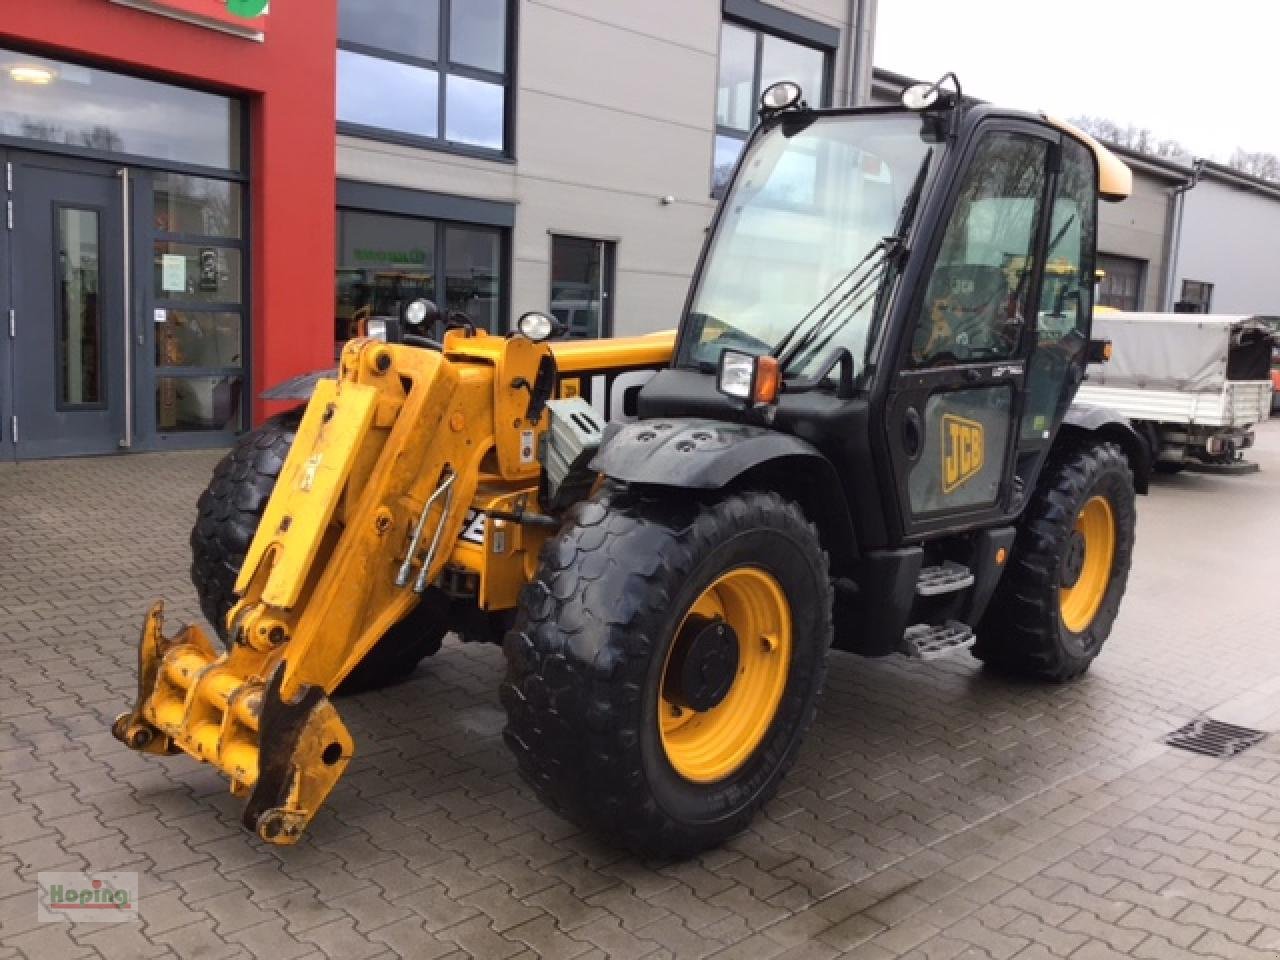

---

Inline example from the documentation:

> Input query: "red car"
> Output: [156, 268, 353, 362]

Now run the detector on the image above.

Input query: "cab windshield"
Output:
[678, 112, 937, 382]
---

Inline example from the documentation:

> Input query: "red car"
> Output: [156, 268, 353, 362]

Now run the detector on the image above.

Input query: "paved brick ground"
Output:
[3, 423, 1280, 959]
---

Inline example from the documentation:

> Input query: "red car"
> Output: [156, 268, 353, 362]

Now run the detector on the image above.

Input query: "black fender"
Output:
[592, 418, 858, 569]
[1060, 403, 1150, 494]
[259, 368, 336, 401]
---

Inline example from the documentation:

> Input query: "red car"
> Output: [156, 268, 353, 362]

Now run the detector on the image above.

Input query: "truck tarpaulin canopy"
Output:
[1087, 313, 1277, 393]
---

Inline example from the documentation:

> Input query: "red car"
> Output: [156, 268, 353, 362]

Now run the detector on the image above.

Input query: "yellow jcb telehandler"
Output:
[115, 77, 1148, 857]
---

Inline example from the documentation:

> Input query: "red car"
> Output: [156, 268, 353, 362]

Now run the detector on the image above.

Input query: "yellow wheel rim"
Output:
[1059, 495, 1116, 633]
[659, 567, 793, 783]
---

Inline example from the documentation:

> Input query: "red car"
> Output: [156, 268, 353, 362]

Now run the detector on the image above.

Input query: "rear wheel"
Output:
[975, 442, 1136, 681]
[501, 488, 832, 858]
[190, 408, 446, 692]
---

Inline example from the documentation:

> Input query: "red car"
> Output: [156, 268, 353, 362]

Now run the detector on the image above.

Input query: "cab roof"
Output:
[1043, 116, 1133, 202]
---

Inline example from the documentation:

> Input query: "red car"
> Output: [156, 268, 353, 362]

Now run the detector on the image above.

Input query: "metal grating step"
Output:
[901, 620, 975, 659]
[1164, 717, 1267, 759]
[916, 562, 975, 597]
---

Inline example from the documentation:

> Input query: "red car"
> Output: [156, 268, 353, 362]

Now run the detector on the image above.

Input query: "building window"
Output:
[1178, 279, 1213, 314]
[713, 20, 832, 195]
[337, 0, 510, 154]
[550, 236, 615, 339]
[152, 173, 247, 433]
[1096, 254, 1146, 312]
[0, 46, 242, 171]
[336, 209, 504, 356]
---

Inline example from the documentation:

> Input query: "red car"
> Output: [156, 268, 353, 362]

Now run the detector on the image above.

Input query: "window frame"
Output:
[904, 129, 1053, 370]
[1179, 278, 1213, 314]
[337, 0, 517, 161]
[1096, 253, 1146, 312]
[52, 201, 108, 412]
[712, 6, 837, 197]
[147, 172, 250, 437]
[549, 233, 617, 339]
[335, 182, 515, 345]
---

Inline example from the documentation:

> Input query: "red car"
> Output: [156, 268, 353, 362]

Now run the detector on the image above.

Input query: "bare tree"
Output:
[1073, 115, 1280, 184]
[1228, 148, 1280, 182]
[1071, 115, 1191, 162]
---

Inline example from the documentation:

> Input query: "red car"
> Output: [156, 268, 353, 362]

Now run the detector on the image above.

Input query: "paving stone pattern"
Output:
[3, 425, 1280, 959]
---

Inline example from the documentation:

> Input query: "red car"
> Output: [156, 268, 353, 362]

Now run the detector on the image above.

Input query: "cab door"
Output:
[883, 124, 1057, 538]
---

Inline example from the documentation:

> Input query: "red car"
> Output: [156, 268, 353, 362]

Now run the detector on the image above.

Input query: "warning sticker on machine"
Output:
[519, 429, 535, 464]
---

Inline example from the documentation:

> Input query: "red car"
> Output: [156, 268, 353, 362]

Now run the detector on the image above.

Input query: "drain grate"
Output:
[1164, 717, 1268, 758]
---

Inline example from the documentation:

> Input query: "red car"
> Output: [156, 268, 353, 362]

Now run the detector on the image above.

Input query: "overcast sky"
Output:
[874, 0, 1280, 161]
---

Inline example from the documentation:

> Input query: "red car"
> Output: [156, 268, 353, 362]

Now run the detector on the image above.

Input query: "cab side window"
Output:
[1035, 139, 1096, 341]
[909, 133, 1049, 367]
[1021, 138, 1097, 441]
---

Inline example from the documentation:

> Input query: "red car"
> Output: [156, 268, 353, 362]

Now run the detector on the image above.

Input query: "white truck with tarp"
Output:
[1075, 311, 1275, 471]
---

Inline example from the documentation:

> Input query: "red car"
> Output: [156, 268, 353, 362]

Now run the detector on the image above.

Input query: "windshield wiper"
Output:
[776, 147, 935, 377]
[776, 243, 895, 372]
[771, 241, 891, 362]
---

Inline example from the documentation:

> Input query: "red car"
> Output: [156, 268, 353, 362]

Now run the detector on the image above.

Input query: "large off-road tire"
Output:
[191, 409, 303, 636]
[975, 442, 1136, 682]
[501, 488, 832, 858]
[189, 408, 445, 692]
[336, 590, 449, 694]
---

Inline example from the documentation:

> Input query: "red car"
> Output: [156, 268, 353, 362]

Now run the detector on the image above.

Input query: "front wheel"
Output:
[975, 442, 1136, 682]
[501, 488, 832, 858]
[190, 409, 446, 692]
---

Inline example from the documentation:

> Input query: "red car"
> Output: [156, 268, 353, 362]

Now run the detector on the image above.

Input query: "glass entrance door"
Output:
[5, 152, 128, 459]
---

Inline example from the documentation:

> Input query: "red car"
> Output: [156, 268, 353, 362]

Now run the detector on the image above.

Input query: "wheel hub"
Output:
[1061, 530, 1087, 588]
[663, 615, 740, 712]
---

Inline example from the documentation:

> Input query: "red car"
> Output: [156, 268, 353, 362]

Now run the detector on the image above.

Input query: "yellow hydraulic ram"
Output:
[113, 331, 552, 843]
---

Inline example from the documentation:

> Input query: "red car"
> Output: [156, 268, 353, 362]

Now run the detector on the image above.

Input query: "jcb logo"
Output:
[942, 414, 984, 494]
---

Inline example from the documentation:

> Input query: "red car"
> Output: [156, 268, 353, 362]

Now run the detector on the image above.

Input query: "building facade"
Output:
[1, 0, 873, 460]
[1092, 147, 1181, 313]
[334, 0, 875, 353]
[0, 0, 335, 460]
[1175, 163, 1280, 315]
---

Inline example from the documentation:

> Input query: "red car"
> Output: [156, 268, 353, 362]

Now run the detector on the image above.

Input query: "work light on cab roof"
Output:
[759, 80, 803, 117]
[901, 72, 963, 111]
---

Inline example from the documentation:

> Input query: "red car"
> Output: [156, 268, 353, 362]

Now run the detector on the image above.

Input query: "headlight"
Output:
[717, 350, 756, 400]
[366, 317, 389, 342]
[716, 349, 781, 406]
[404, 299, 429, 326]
[517, 311, 556, 342]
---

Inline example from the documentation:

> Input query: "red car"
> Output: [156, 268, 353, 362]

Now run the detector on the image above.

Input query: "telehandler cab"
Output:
[115, 77, 1148, 857]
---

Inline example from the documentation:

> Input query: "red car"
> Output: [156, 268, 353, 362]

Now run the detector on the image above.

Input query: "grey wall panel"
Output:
[528, 0, 722, 55]
[517, 93, 715, 201]
[520, 3, 718, 131]
[1179, 178, 1280, 314]
[1098, 170, 1172, 311]
[337, 136, 518, 203]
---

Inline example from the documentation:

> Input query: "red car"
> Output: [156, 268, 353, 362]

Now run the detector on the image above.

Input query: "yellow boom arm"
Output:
[113, 332, 551, 841]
